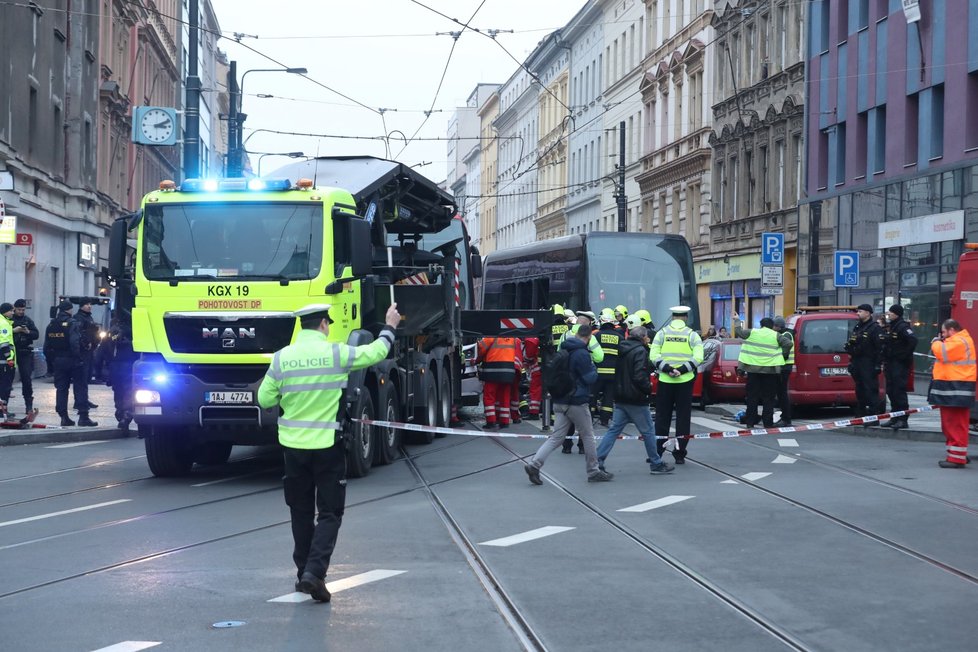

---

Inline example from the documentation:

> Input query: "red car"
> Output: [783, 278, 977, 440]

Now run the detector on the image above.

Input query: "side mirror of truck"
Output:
[349, 217, 371, 277]
[470, 245, 483, 278]
[107, 216, 131, 282]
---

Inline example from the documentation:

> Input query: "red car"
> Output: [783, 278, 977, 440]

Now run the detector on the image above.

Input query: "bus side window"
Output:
[533, 277, 550, 309]
[501, 282, 516, 309]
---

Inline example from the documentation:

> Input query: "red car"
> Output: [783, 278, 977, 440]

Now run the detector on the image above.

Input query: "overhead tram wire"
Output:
[393, 0, 488, 159]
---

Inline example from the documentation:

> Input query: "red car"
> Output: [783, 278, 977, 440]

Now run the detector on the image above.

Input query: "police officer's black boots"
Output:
[77, 413, 99, 427]
[59, 413, 76, 427]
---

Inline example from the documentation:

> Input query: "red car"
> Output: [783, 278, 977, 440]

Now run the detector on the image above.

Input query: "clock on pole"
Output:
[132, 106, 178, 146]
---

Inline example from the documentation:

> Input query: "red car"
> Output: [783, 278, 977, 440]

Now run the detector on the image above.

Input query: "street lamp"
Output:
[257, 151, 306, 177]
[228, 65, 308, 176]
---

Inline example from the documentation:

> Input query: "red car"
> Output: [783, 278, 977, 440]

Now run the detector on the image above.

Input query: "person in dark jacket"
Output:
[11, 299, 39, 414]
[596, 325, 674, 475]
[69, 298, 100, 420]
[881, 304, 917, 429]
[43, 300, 95, 426]
[106, 310, 138, 433]
[524, 326, 614, 484]
[845, 304, 884, 420]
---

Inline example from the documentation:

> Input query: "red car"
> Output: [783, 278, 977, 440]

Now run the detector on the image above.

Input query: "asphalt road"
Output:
[1, 409, 977, 652]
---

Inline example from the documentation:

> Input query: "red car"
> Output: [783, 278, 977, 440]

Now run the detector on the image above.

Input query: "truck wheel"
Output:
[346, 391, 375, 478]
[373, 381, 400, 465]
[407, 384, 436, 445]
[194, 441, 233, 466]
[435, 365, 452, 433]
[145, 427, 194, 477]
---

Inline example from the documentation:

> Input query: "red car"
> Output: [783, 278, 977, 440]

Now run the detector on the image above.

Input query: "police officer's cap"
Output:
[57, 299, 74, 311]
[295, 303, 334, 324]
[575, 310, 597, 322]
[670, 305, 692, 316]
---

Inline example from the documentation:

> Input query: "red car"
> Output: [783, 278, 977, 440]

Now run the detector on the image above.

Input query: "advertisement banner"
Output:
[877, 210, 964, 249]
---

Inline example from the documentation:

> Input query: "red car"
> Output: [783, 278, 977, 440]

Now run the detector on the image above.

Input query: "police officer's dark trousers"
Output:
[851, 361, 880, 416]
[15, 349, 33, 410]
[53, 357, 84, 416]
[72, 352, 92, 412]
[884, 360, 910, 419]
[654, 380, 693, 460]
[283, 444, 346, 581]
[0, 363, 14, 407]
[108, 361, 133, 424]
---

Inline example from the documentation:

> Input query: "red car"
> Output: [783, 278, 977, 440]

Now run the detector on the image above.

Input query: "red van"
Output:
[785, 308, 862, 408]
[949, 243, 978, 416]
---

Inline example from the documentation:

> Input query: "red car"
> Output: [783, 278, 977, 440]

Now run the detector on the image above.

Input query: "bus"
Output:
[482, 231, 700, 332]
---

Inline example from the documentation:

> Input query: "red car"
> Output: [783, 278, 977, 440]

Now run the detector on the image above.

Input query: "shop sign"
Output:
[877, 210, 963, 249]
[78, 233, 99, 270]
[0, 212, 16, 244]
[696, 254, 761, 283]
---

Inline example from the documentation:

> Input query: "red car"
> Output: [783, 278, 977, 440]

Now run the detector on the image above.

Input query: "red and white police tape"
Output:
[355, 406, 937, 442]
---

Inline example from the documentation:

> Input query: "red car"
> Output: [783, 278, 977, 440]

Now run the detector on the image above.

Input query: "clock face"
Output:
[140, 108, 174, 143]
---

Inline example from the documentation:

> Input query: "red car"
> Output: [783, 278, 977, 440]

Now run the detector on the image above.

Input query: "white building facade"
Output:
[494, 67, 539, 249]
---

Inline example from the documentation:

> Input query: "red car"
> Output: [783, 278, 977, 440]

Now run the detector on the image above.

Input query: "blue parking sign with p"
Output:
[761, 232, 784, 264]
[834, 250, 859, 287]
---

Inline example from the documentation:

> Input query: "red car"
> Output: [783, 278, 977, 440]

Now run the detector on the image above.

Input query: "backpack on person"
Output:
[543, 348, 575, 400]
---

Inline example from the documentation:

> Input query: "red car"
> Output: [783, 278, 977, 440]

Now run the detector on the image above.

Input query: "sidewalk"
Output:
[0, 376, 128, 446]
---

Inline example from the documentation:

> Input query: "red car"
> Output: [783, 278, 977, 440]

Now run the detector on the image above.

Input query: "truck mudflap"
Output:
[460, 310, 552, 338]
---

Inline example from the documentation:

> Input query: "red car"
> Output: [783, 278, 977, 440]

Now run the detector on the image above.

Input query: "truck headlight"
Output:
[135, 390, 161, 404]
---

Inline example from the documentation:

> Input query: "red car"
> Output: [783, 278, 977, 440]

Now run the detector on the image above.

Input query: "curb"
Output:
[0, 426, 129, 447]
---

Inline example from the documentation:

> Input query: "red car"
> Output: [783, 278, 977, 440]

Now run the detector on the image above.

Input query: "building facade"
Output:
[478, 91, 501, 255]
[494, 67, 539, 250]
[448, 84, 500, 252]
[564, 1, 605, 236]
[706, 0, 806, 329]
[529, 32, 570, 241]
[801, 0, 978, 368]
[600, 0, 646, 235]
[636, 0, 714, 322]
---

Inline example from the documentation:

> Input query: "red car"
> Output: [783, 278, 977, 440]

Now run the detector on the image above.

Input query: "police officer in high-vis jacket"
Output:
[0, 303, 16, 413]
[650, 306, 703, 463]
[258, 302, 401, 602]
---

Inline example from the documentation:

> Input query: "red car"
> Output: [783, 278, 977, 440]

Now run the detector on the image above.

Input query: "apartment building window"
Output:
[837, 0, 849, 42]
[746, 24, 755, 85]
[777, 3, 788, 71]
[53, 104, 63, 169]
[905, 92, 919, 166]
[630, 24, 636, 69]
[628, 115, 635, 163]
[613, 40, 619, 82]
[967, 73, 978, 151]
[661, 90, 669, 146]
[873, 106, 886, 173]
[776, 140, 786, 208]
[28, 87, 38, 157]
[760, 13, 770, 77]
[856, 111, 868, 178]
[659, 192, 668, 230]
[717, 41, 727, 95]
[731, 156, 740, 219]
[690, 71, 702, 130]
[875, 0, 888, 18]
[835, 122, 847, 185]
[760, 145, 770, 210]
[745, 149, 755, 214]
[792, 133, 802, 201]
[645, 99, 657, 153]
[621, 32, 627, 76]
[857, 0, 870, 29]
[672, 188, 681, 235]
[674, 83, 684, 140]
[688, 183, 701, 244]
[816, 1, 830, 53]
[648, 1, 658, 50]
[817, 130, 829, 191]
[929, 84, 944, 160]
[716, 160, 726, 221]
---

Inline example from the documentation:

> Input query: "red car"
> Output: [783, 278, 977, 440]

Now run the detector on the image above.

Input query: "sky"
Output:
[208, 0, 586, 182]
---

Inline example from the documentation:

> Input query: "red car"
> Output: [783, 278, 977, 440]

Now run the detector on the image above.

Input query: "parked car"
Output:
[700, 338, 746, 408]
[785, 308, 884, 409]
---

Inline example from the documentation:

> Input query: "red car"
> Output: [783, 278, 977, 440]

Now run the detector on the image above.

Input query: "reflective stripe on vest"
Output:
[739, 328, 783, 367]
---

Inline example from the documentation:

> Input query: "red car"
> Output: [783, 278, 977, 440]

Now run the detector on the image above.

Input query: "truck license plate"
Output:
[820, 367, 849, 377]
[205, 391, 253, 404]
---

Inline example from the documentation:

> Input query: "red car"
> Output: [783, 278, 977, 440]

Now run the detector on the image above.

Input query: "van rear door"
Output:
[792, 316, 857, 398]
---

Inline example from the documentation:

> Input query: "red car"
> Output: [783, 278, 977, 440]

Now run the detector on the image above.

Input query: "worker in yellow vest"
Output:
[734, 312, 789, 428]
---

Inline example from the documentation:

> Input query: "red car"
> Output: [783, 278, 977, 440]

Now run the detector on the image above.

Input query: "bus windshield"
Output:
[141, 203, 323, 281]
[587, 234, 698, 330]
